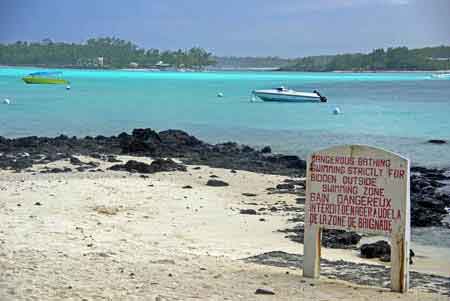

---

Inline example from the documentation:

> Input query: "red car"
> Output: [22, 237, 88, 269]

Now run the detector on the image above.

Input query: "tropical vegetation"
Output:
[213, 56, 293, 68]
[1, 37, 449, 71]
[282, 46, 450, 71]
[0, 37, 215, 69]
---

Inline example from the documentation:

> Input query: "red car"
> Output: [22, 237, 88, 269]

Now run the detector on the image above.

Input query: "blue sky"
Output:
[0, 0, 449, 57]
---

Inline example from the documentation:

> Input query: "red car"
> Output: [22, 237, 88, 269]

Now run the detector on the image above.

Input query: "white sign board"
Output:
[304, 145, 410, 293]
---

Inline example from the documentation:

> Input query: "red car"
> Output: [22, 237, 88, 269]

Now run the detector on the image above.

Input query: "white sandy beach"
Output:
[0, 156, 449, 300]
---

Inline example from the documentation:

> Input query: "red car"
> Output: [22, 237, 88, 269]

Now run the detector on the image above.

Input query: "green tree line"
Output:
[213, 56, 294, 68]
[0, 37, 216, 69]
[1, 38, 449, 71]
[282, 46, 450, 71]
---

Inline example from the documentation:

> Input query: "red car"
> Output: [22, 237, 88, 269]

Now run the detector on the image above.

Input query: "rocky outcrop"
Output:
[279, 224, 362, 249]
[0, 128, 308, 176]
[260, 146, 272, 153]
[360, 240, 391, 259]
[148, 158, 187, 172]
[360, 240, 415, 264]
[427, 139, 447, 144]
[206, 179, 229, 187]
[119, 128, 162, 154]
[40, 167, 72, 173]
[410, 167, 450, 227]
[265, 155, 306, 170]
[109, 160, 153, 173]
[109, 159, 186, 174]
[254, 288, 275, 295]
[158, 129, 203, 147]
[245, 251, 448, 295]
[240, 209, 257, 215]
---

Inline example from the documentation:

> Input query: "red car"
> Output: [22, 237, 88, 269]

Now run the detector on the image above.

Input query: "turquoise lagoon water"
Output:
[1, 66, 450, 167]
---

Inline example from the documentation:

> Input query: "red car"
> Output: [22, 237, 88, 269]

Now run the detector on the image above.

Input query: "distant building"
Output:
[97, 57, 104, 67]
[155, 61, 171, 69]
[427, 57, 450, 61]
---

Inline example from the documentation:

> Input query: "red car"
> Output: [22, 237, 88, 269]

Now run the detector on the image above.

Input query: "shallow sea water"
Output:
[1, 67, 450, 166]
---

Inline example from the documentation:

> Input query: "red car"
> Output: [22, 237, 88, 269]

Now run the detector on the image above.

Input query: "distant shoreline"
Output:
[2, 64, 449, 73]
[331, 69, 450, 73]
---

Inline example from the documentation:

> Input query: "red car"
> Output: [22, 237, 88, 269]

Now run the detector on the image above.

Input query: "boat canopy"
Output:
[28, 71, 63, 77]
[276, 86, 288, 92]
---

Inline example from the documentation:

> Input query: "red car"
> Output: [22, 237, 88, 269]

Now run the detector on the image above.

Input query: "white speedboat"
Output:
[252, 87, 327, 103]
[431, 73, 450, 79]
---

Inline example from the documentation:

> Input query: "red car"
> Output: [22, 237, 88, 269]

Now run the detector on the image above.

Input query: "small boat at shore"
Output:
[430, 73, 450, 79]
[22, 71, 69, 84]
[252, 87, 327, 103]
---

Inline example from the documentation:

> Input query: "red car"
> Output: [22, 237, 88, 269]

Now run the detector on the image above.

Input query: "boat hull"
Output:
[22, 77, 69, 85]
[254, 92, 322, 103]
[431, 73, 450, 79]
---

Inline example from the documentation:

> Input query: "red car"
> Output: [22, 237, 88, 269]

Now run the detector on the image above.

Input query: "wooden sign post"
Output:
[304, 145, 410, 293]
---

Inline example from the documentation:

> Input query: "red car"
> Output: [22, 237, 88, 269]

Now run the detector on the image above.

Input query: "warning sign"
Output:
[303, 145, 410, 292]
[305, 145, 409, 235]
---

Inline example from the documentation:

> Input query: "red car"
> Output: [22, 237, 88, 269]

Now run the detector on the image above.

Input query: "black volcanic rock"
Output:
[265, 155, 306, 170]
[240, 209, 257, 215]
[206, 179, 229, 187]
[261, 146, 272, 153]
[40, 167, 72, 173]
[149, 158, 187, 172]
[360, 240, 415, 264]
[159, 129, 203, 147]
[0, 128, 308, 176]
[132, 128, 162, 142]
[0, 156, 33, 171]
[280, 225, 362, 249]
[242, 145, 253, 153]
[109, 159, 186, 174]
[360, 240, 390, 259]
[119, 128, 161, 154]
[255, 288, 275, 295]
[276, 183, 295, 190]
[427, 139, 447, 144]
[12, 136, 40, 148]
[109, 160, 153, 173]
[107, 155, 121, 163]
[69, 156, 84, 166]
[322, 229, 361, 249]
[410, 167, 449, 227]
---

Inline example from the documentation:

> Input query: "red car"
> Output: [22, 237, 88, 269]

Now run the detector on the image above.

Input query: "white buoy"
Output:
[66, 85, 71, 90]
[217, 92, 223, 98]
[2, 98, 10, 105]
[250, 91, 257, 102]
[333, 107, 341, 115]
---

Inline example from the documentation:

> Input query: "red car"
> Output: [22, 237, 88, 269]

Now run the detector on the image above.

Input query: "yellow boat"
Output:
[22, 71, 69, 84]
